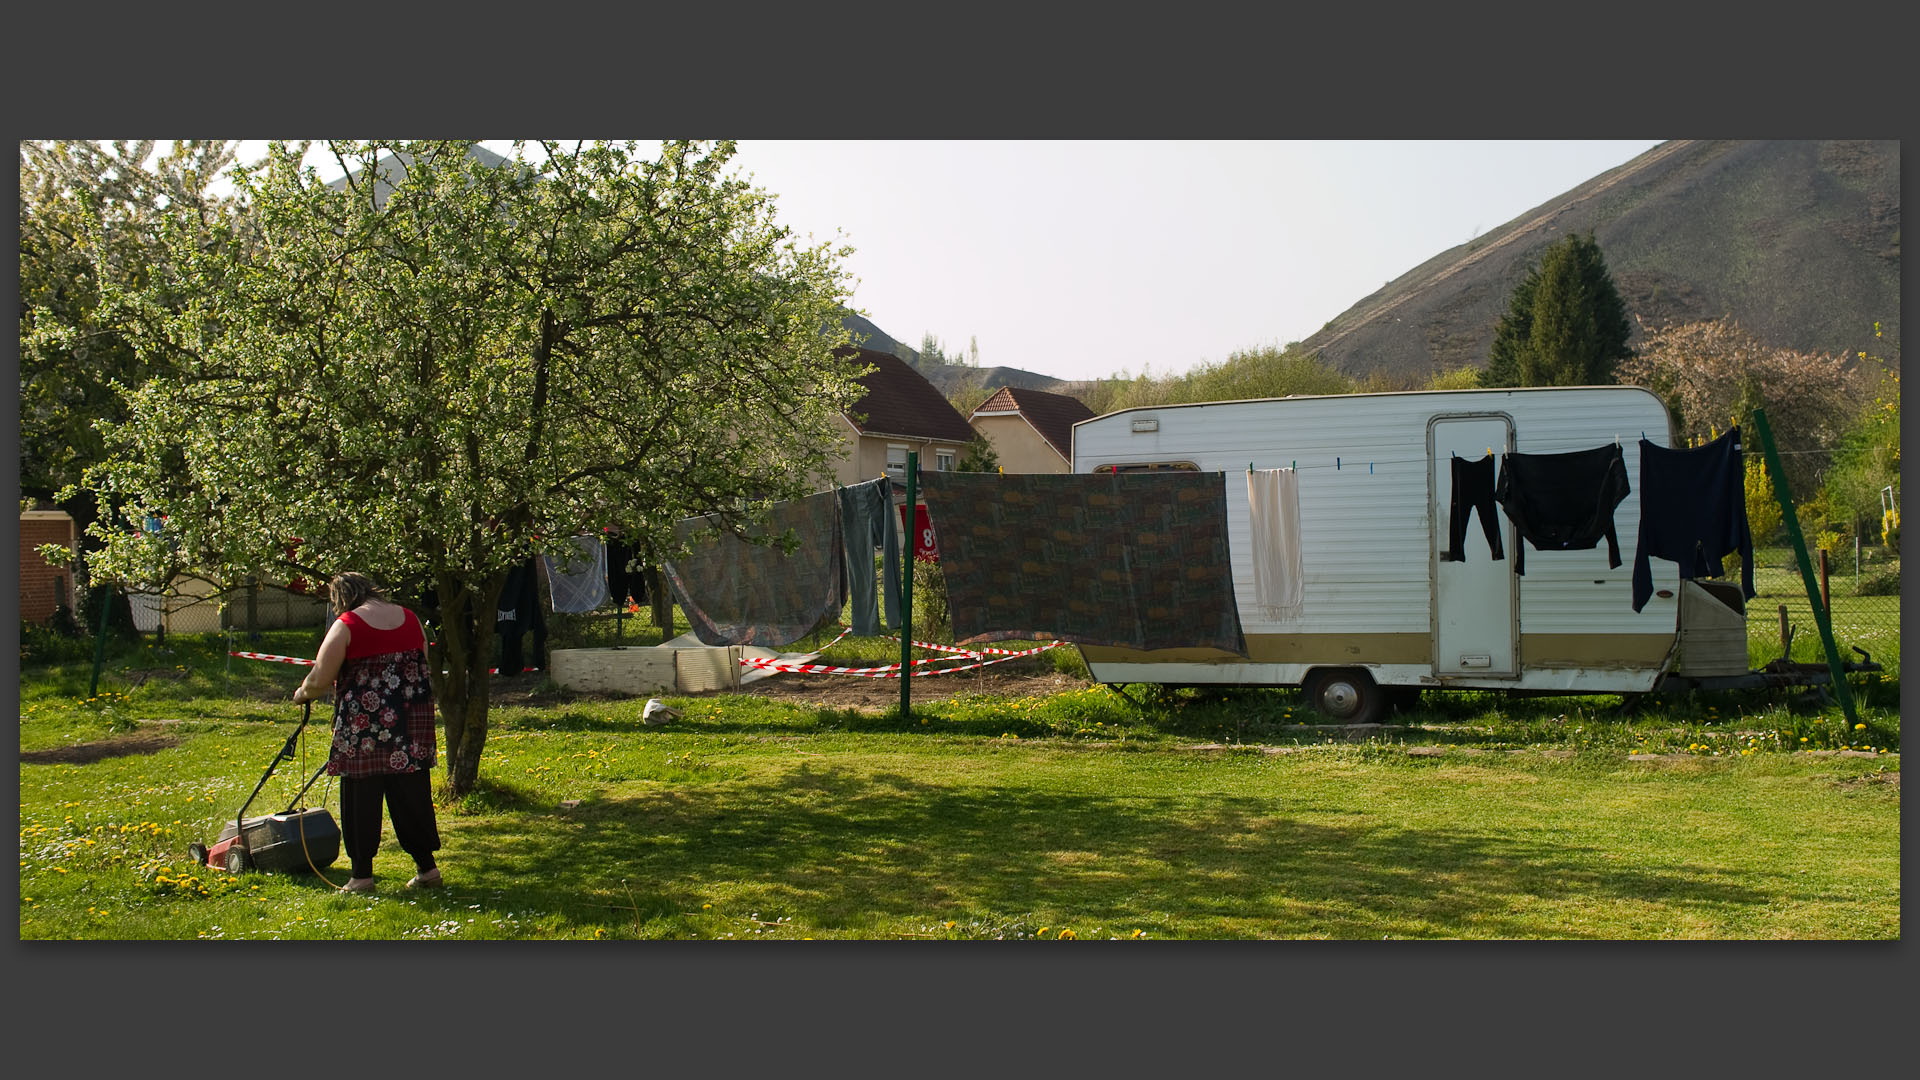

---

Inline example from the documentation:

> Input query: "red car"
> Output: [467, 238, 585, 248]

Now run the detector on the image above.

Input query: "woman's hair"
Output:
[327, 572, 385, 613]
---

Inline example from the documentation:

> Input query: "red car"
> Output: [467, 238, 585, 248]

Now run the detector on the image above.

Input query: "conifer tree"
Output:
[1482, 232, 1632, 387]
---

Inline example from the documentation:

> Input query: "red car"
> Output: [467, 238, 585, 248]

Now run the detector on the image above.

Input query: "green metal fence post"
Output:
[1750, 409, 1859, 726]
[900, 451, 916, 720]
[88, 575, 111, 699]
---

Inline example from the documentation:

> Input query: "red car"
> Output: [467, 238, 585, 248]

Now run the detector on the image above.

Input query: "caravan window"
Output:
[1092, 462, 1199, 474]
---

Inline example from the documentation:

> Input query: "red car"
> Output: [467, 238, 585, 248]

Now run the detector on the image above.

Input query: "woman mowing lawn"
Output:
[294, 572, 444, 894]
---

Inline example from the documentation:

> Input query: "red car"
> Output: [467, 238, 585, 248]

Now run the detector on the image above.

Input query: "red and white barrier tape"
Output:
[740, 640, 1063, 677]
[880, 636, 981, 658]
[233, 651, 517, 675]
[230, 651, 315, 666]
[877, 635, 1055, 658]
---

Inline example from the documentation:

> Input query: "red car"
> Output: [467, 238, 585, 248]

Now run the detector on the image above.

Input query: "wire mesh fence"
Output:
[1747, 543, 1900, 684]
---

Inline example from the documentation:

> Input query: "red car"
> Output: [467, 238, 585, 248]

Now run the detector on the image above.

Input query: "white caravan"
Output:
[1069, 386, 1755, 721]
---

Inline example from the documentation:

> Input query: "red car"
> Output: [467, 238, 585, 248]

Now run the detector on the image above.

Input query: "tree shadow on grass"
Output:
[430, 765, 1794, 940]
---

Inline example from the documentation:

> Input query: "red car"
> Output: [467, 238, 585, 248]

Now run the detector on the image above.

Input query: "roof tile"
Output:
[839, 347, 977, 443]
[971, 385, 1096, 460]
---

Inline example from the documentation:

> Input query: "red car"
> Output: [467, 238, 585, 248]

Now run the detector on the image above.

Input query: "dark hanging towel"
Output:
[662, 489, 845, 647]
[917, 470, 1246, 655]
[1495, 443, 1631, 575]
[1631, 427, 1755, 613]
[1441, 452, 1505, 563]
[837, 477, 901, 636]
[495, 559, 547, 673]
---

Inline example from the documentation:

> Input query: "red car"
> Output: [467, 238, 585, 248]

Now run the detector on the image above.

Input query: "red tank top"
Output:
[337, 608, 426, 659]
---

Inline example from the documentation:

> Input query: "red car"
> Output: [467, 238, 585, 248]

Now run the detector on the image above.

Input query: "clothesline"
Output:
[1238, 441, 1867, 476]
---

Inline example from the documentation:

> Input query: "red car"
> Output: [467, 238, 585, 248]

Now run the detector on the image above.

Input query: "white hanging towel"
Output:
[542, 535, 610, 613]
[1247, 468, 1303, 620]
[128, 589, 165, 632]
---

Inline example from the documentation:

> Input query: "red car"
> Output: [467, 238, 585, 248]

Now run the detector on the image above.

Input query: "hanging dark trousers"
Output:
[1442, 453, 1505, 562]
[495, 560, 547, 674]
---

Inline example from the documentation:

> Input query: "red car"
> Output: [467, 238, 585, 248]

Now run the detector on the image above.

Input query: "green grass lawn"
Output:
[18, 626, 1901, 941]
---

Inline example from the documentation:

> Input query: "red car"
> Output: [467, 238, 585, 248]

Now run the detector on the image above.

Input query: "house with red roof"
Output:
[830, 348, 977, 485]
[966, 385, 1096, 473]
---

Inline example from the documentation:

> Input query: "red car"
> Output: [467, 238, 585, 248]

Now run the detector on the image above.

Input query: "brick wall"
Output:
[19, 513, 77, 625]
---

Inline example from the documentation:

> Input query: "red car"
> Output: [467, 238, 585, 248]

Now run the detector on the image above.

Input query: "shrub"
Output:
[19, 619, 94, 666]
[1051, 645, 1090, 678]
[1745, 459, 1783, 545]
[1855, 565, 1900, 597]
[910, 557, 951, 641]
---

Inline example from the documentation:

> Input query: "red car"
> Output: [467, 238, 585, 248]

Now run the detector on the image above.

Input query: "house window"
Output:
[886, 445, 908, 481]
[1092, 462, 1199, 474]
[936, 451, 955, 472]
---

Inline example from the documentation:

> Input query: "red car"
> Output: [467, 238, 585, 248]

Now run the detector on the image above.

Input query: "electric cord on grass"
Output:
[293, 698, 350, 892]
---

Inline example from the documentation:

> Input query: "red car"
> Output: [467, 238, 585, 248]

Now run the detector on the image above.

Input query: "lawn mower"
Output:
[187, 702, 342, 876]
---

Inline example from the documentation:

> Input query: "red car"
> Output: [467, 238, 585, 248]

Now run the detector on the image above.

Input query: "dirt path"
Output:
[21, 731, 182, 765]
[732, 667, 1090, 710]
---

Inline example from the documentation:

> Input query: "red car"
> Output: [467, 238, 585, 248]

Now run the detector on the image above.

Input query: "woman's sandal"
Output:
[343, 877, 376, 894]
[406, 868, 443, 889]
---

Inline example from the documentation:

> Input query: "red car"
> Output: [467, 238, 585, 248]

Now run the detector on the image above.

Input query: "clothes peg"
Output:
[1485, 447, 1492, 457]
[1336, 457, 1341, 470]
[1249, 462, 1254, 473]
[1291, 461, 1296, 470]
[1368, 462, 1374, 474]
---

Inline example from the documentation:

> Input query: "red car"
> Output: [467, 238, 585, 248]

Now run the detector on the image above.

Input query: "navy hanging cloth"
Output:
[1631, 427, 1755, 613]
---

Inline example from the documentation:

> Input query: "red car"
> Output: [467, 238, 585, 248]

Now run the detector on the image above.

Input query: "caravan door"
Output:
[1430, 415, 1517, 677]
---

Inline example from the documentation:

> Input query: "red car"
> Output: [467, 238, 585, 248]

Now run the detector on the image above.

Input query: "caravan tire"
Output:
[1303, 668, 1387, 725]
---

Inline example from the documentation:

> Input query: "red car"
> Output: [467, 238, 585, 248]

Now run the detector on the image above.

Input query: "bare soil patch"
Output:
[21, 731, 182, 765]
[491, 664, 1091, 712]
[732, 667, 1091, 711]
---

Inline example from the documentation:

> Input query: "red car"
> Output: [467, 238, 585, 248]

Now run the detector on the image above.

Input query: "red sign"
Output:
[900, 503, 938, 562]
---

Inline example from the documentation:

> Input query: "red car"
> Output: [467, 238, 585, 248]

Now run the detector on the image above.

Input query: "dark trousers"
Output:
[1443, 453, 1505, 562]
[339, 769, 441, 879]
[498, 624, 547, 674]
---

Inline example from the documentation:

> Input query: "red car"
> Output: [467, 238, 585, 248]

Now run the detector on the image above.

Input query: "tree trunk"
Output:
[649, 565, 674, 640]
[427, 572, 505, 798]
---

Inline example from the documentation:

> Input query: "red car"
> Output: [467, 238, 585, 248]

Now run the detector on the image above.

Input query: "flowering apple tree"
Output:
[66, 140, 867, 795]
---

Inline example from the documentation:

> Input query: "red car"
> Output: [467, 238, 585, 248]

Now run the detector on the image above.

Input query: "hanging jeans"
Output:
[838, 477, 901, 636]
[1442, 453, 1504, 562]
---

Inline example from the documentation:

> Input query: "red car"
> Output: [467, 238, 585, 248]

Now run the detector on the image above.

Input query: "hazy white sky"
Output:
[235, 139, 1664, 383]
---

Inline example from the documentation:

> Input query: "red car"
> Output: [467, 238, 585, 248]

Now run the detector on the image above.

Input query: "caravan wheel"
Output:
[1303, 668, 1387, 725]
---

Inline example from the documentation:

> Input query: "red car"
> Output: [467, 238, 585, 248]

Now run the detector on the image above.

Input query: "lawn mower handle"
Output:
[234, 701, 314, 841]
